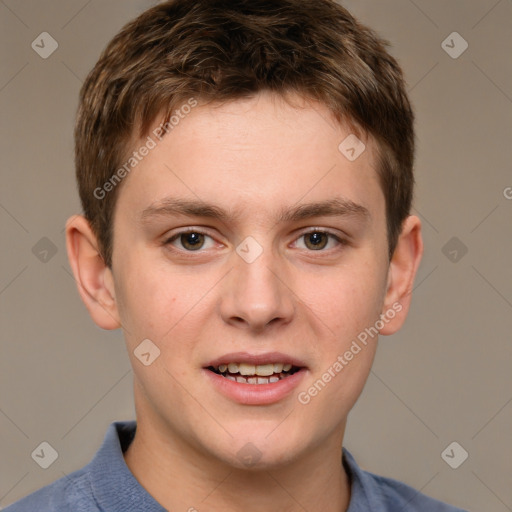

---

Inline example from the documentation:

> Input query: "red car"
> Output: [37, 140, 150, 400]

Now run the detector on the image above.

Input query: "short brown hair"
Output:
[75, 0, 414, 268]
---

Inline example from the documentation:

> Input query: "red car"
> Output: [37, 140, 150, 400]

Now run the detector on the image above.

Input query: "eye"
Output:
[165, 230, 216, 251]
[294, 230, 344, 251]
[164, 228, 345, 254]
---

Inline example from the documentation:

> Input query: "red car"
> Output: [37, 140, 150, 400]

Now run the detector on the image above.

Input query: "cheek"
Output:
[113, 254, 184, 344]
[292, 254, 386, 410]
[298, 260, 387, 340]
[294, 276, 382, 430]
[114, 257, 220, 378]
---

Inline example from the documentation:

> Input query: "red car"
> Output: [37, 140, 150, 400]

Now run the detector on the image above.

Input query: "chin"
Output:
[200, 422, 312, 470]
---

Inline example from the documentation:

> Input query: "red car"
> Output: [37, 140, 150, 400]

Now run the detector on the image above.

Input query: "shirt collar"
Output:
[88, 421, 166, 511]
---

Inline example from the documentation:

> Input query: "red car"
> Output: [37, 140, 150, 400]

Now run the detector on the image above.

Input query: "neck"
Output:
[124, 416, 351, 512]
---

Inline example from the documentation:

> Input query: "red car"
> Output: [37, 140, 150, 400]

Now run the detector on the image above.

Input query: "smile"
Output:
[207, 362, 301, 384]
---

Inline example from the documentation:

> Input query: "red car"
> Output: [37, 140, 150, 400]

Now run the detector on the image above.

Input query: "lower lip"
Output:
[203, 368, 307, 405]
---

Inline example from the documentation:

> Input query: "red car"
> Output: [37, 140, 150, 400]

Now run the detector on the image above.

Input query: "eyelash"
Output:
[163, 228, 347, 254]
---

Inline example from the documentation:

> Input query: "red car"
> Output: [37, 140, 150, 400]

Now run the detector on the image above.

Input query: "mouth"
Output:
[203, 352, 307, 405]
[206, 362, 302, 385]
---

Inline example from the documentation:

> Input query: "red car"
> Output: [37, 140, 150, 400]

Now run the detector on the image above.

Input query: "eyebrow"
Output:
[139, 196, 370, 224]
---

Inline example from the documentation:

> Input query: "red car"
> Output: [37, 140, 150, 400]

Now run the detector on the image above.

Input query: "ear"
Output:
[379, 215, 423, 335]
[65, 214, 121, 330]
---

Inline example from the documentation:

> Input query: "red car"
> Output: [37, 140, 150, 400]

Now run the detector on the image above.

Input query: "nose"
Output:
[219, 245, 295, 333]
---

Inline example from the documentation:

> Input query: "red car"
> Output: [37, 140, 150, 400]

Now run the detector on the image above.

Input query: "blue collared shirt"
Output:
[5, 421, 468, 511]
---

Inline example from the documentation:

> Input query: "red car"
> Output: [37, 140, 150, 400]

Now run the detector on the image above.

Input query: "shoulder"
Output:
[3, 421, 155, 512]
[343, 449, 468, 512]
[367, 472, 467, 511]
[3, 467, 97, 512]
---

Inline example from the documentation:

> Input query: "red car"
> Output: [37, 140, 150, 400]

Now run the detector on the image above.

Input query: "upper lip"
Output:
[204, 351, 307, 368]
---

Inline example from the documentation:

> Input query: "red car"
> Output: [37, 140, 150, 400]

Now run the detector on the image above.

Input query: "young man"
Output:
[6, 0, 467, 510]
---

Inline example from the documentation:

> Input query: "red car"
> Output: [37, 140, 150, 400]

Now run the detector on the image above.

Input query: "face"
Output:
[105, 92, 396, 468]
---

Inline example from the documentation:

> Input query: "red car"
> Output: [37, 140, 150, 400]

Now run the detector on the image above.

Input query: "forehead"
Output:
[116, 92, 384, 224]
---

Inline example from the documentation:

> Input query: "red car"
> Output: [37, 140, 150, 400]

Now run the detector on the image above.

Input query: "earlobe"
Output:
[379, 215, 423, 336]
[65, 214, 121, 330]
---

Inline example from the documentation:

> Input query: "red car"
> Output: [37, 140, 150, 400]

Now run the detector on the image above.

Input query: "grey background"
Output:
[1, 0, 511, 510]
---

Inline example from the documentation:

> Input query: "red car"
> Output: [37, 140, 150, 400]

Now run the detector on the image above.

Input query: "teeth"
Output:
[273, 363, 284, 373]
[216, 362, 295, 376]
[227, 375, 279, 385]
[255, 363, 275, 376]
[228, 363, 239, 373]
[239, 363, 256, 376]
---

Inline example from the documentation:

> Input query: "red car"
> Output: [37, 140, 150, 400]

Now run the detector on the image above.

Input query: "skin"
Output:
[65, 91, 423, 511]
